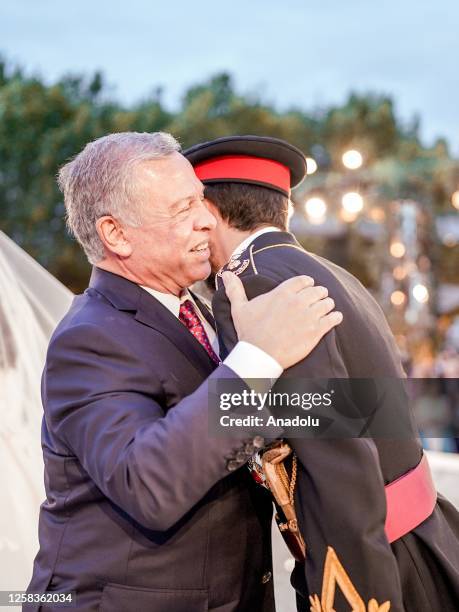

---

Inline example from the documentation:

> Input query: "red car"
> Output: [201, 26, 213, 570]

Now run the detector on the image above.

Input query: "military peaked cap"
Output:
[183, 135, 307, 196]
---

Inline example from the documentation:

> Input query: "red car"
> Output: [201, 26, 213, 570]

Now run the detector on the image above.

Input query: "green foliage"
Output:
[0, 58, 457, 291]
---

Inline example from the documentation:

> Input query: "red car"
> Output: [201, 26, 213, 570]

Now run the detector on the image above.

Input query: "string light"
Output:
[443, 233, 457, 247]
[391, 290, 406, 306]
[340, 209, 358, 223]
[390, 241, 406, 258]
[393, 265, 407, 281]
[412, 284, 429, 303]
[368, 207, 386, 222]
[342, 149, 363, 170]
[305, 197, 327, 223]
[342, 192, 364, 214]
[305, 157, 318, 175]
[452, 191, 459, 210]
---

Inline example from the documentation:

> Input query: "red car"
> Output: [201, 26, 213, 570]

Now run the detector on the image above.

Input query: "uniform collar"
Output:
[229, 226, 281, 261]
[244, 229, 300, 253]
[215, 229, 301, 289]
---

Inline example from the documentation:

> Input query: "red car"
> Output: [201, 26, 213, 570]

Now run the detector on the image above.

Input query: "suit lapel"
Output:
[135, 290, 217, 375]
[190, 291, 216, 331]
[90, 267, 217, 377]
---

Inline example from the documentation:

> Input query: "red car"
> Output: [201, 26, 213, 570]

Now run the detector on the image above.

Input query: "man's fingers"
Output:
[309, 296, 335, 318]
[318, 311, 343, 335]
[222, 271, 248, 307]
[298, 285, 329, 307]
[277, 275, 315, 295]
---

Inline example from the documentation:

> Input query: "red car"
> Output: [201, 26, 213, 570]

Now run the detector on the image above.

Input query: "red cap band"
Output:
[194, 155, 291, 194]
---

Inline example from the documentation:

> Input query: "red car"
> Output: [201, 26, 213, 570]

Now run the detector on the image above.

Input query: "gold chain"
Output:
[275, 462, 290, 493]
[289, 453, 297, 505]
[274, 452, 298, 506]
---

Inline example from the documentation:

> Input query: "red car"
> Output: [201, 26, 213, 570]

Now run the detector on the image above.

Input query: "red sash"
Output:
[385, 453, 437, 543]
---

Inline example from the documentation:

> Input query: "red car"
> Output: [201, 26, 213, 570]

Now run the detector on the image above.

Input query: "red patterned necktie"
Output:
[179, 299, 220, 364]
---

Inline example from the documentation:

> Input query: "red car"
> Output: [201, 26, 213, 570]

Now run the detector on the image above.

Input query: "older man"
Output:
[26, 132, 341, 612]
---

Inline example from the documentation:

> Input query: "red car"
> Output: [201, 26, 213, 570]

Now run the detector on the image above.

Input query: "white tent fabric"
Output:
[0, 231, 73, 590]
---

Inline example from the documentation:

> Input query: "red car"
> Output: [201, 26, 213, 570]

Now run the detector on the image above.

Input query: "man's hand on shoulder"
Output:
[222, 271, 343, 370]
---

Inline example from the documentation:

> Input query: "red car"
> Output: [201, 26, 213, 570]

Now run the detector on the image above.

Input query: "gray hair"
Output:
[58, 131, 181, 263]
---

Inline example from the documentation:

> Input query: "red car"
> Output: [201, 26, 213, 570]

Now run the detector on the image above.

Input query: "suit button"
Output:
[261, 571, 272, 584]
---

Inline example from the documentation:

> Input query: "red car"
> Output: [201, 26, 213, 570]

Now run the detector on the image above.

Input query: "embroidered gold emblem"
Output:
[309, 547, 391, 612]
[227, 259, 241, 270]
[215, 258, 251, 289]
[231, 259, 250, 276]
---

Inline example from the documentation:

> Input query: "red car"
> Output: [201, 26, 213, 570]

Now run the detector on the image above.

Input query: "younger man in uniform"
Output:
[185, 136, 459, 612]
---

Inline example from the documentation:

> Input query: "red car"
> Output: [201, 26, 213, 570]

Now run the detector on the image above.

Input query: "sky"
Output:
[2, 0, 458, 152]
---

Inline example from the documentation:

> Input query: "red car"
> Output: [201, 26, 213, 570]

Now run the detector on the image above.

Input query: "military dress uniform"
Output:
[184, 136, 459, 612]
[213, 230, 459, 612]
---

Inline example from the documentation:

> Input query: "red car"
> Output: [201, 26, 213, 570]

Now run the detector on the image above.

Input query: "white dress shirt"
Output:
[140, 281, 283, 381]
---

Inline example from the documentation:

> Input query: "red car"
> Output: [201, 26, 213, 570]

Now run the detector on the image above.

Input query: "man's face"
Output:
[205, 200, 231, 273]
[122, 152, 217, 294]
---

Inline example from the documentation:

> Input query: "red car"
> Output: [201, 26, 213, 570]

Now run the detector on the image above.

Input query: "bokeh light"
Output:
[443, 233, 457, 247]
[390, 241, 406, 258]
[368, 207, 386, 222]
[452, 190, 459, 210]
[340, 209, 358, 223]
[391, 290, 406, 306]
[412, 284, 429, 303]
[342, 192, 364, 214]
[393, 265, 407, 281]
[342, 149, 363, 170]
[305, 157, 318, 175]
[305, 197, 327, 223]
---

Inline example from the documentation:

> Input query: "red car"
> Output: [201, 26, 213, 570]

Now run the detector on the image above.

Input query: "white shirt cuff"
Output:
[223, 340, 283, 384]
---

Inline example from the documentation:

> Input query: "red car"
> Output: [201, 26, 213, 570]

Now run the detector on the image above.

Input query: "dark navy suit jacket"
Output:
[26, 267, 274, 612]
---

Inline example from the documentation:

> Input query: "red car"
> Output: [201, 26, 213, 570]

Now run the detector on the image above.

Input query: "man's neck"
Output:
[96, 260, 182, 296]
[221, 228, 254, 263]
[228, 225, 282, 260]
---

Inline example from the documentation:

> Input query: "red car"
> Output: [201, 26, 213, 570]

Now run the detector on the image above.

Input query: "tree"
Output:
[0, 61, 457, 292]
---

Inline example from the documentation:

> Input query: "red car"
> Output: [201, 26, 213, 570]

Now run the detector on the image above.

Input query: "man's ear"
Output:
[96, 216, 133, 258]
